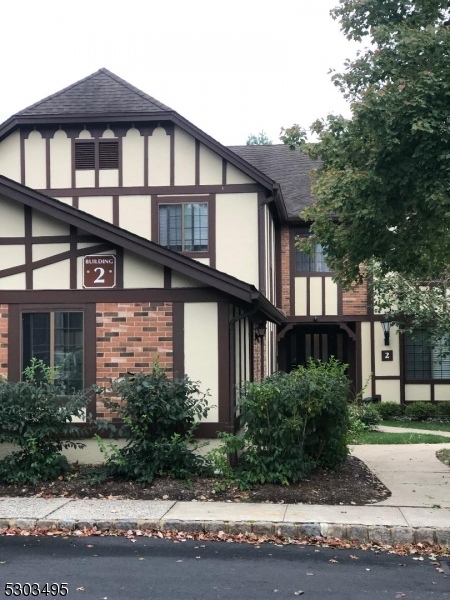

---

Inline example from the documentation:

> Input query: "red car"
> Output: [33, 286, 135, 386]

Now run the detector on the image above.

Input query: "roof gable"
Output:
[0, 174, 284, 323]
[16, 69, 172, 117]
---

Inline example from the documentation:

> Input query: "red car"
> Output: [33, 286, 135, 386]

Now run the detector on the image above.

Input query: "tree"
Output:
[282, 0, 450, 289]
[246, 130, 273, 145]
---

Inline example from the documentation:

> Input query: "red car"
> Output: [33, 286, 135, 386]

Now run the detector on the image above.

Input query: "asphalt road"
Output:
[0, 536, 448, 600]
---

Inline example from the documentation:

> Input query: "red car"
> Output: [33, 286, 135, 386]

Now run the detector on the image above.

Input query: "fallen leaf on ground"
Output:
[76, 587, 84, 592]
[350, 555, 359, 560]
[329, 559, 338, 563]
[395, 594, 406, 598]
[294, 592, 304, 596]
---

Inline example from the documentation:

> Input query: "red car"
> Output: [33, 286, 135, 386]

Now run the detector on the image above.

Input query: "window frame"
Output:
[152, 195, 216, 266]
[8, 304, 97, 414]
[404, 329, 450, 383]
[293, 231, 332, 275]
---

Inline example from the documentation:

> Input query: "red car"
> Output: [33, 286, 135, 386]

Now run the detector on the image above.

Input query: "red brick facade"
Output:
[342, 280, 368, 315]
[0, 304, 8, 379]
[280, 226, 291, 314]
[95, 302, 173, 417]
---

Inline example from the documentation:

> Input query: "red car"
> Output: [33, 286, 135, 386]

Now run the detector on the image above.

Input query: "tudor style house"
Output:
[0, 69, 446, 435]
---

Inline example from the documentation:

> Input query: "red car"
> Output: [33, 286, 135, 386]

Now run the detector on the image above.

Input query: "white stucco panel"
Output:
[123, 250, 164, 288]
[148, 126, 170, 186]
[25, 131, 46, 189]
[374, 323, 400, 376]
[33, 259, 71, 290]
[405, 384, 431, 402]
[294, 277, 307, 316]
[325, 278, 338, 315]
[33, 243, 70, 262]
[32, 209, 70, 236]
[76, 170, 95, 188]
[122, 128, 144, 187]
[199, 144, 222, 185]
[184, 302, 218, 422]
[309, 277, 323, 316]
[171, 271, 202, 288]
[0, 272, 26, 290]
[50, 130, 71, 189]
[0, 196, 25, 237]
[174, 126, 195, 185]
[376, 379, 401, 404]
[361, 322, 372, 392]
[0, 131, 21, 182]
[215, 193, 258, 286]
[99, 169, 119, 187]
[0, 246, 25, 270]
[78, 196, 113, 223]
[119, 196, 151, 239]
[226, 162, 255, 184]
[435, 385, 450, 402]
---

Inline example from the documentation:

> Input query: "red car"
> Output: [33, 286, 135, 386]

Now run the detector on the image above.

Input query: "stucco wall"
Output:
[0, 305, 8, 379]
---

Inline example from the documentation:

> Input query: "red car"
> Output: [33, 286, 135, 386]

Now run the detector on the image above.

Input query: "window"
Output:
[22, 311, 84, 392]
[159, 203, 208, 252]
[295, 239, 331, 272]
[75, 141, 119, 170]
[405, 330, 450, 380]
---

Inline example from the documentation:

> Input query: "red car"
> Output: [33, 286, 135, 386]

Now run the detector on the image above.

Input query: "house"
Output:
[0, 69, 444, 435]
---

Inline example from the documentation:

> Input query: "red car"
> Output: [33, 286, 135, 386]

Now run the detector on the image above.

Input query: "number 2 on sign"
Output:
[94, 267, 105, 284]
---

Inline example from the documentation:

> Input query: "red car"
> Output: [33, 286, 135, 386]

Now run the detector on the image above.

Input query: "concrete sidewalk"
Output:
[0, 497, 449, 546]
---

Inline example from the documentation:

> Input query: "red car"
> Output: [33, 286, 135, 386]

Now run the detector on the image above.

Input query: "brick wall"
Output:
[253, 339, 262, 381]
[96, 302, 173, 418]
[0, 304, 8, 379]
[280, 226, 291, 314]
[342, 280, 368, 315]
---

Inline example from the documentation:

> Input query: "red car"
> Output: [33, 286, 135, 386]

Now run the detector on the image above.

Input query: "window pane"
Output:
[295, 239, 330, 272]
[54, 312, 84, 393]
[432, 338, 450, 379]
[405, 330, 432, 380]
[184, 203, 208, 252]
[22, 313, 50, 381]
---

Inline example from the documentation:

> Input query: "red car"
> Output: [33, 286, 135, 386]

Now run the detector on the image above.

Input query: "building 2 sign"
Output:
[83, 255, 116, 289]
[381, 350, 393, 362]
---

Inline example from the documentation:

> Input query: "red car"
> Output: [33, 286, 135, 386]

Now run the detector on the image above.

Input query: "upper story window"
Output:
[405, 329, 450, 380]
[159, 203, 208, 252]
[75, 141, 119, 171]
[295, 238, 331, 273]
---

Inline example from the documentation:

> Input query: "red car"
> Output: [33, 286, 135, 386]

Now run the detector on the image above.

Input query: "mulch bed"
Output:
[0, 456, 390, 505]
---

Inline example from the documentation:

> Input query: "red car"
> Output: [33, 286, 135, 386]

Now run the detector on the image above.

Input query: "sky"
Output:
[0, 0, 361, 146]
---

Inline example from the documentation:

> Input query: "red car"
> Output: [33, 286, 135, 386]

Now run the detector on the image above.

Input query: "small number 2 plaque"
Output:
[381, 350, 393, 361]
[83, 254, 116, 289]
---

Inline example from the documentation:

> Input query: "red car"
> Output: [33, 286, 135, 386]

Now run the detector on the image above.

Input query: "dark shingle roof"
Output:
[228, 144, 319, 220]
[16, 68, 173, 117]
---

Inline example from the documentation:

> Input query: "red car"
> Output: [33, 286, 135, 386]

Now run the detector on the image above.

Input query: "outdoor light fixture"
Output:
[254, 322, 266, 340]
[380, 320, 392, 346]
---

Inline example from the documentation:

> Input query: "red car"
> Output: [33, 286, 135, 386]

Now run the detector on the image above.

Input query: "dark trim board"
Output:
[172, 302, 184, 379]
[36, 183, 262, 197]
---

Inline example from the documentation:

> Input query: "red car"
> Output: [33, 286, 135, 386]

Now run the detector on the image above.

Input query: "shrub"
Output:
[0, 359, 91, 484]
[220, 358, 350, 487]
[349, 404, 382, 429]
[374, 401, 404, 420]
[98, 363, 211, 483]
[436, 402, 450, 421]
[405, 401, 438, 421]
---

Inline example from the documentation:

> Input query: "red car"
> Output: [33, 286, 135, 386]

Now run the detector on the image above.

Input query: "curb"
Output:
[1, 518, 449, 546]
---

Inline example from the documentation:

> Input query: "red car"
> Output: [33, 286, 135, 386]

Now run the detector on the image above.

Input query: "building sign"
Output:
[381, 350, 393, 362]
[83, 254, 116, 289]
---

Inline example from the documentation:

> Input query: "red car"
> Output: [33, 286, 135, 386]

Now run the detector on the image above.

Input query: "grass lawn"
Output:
[382, 420, 450, 432]
[354, 431, 450, 444]
[437, 449, 450, 467]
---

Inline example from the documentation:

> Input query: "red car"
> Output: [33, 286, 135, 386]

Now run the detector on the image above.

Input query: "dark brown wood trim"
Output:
[209, 194, 216, 269]
[150, 194, 158, 242]
[195, 140, 200, 185]
[112, 195, 119, 226]
[73, 196, 79, 209]
[71, 138, 76, 188]
[0, 287, 227, 305]
[322, 276, 326, 316]
[20, 131, 25, 185]
[374, 375, 401, 380]
[24, 206, 32, 289]
[69, 225, 77, 289]
[7, 304, 20, 381]
[260, 338, 265, 379]
[218, 302, 231, 425]
[195, 422, 233, 437]
[258, 197, 266, 297]
[169, 130, 175, 186]
[355, 321, 362, 393]
[36, 183, 262, 197]
[275, 225, 281, 308]
[164, 266, 172, 289]
[282, 315, 372, 323]
[306, 277, 311, 316]
[94, 138, 99, 188]
[115, 246, 124, 289]
[337, 284, 343, 315]
[45, 137, 51, 189]
[84, 303, 97, 416]
[0, 235, 100, 245]
[222, 159, 227, 185]
[172, 302, 184, 379]
[144, 134, 149, 187]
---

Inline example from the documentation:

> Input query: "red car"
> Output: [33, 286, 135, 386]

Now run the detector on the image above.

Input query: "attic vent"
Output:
[75, 142, 95, 170]
[99, 141, 119, 170]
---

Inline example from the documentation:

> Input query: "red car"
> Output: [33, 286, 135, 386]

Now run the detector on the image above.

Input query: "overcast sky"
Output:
[0, 0, 360, 146]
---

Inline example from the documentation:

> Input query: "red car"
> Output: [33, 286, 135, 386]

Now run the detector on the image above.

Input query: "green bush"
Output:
[0, 359, 91, 484]
[98, 363, 210, 484]
[349, 404, 382, 428]
[374, 401, 404, 420]
[436, 402, 450, 421]
[405, 401, 438, 421]
[220, 358, 350, 487]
